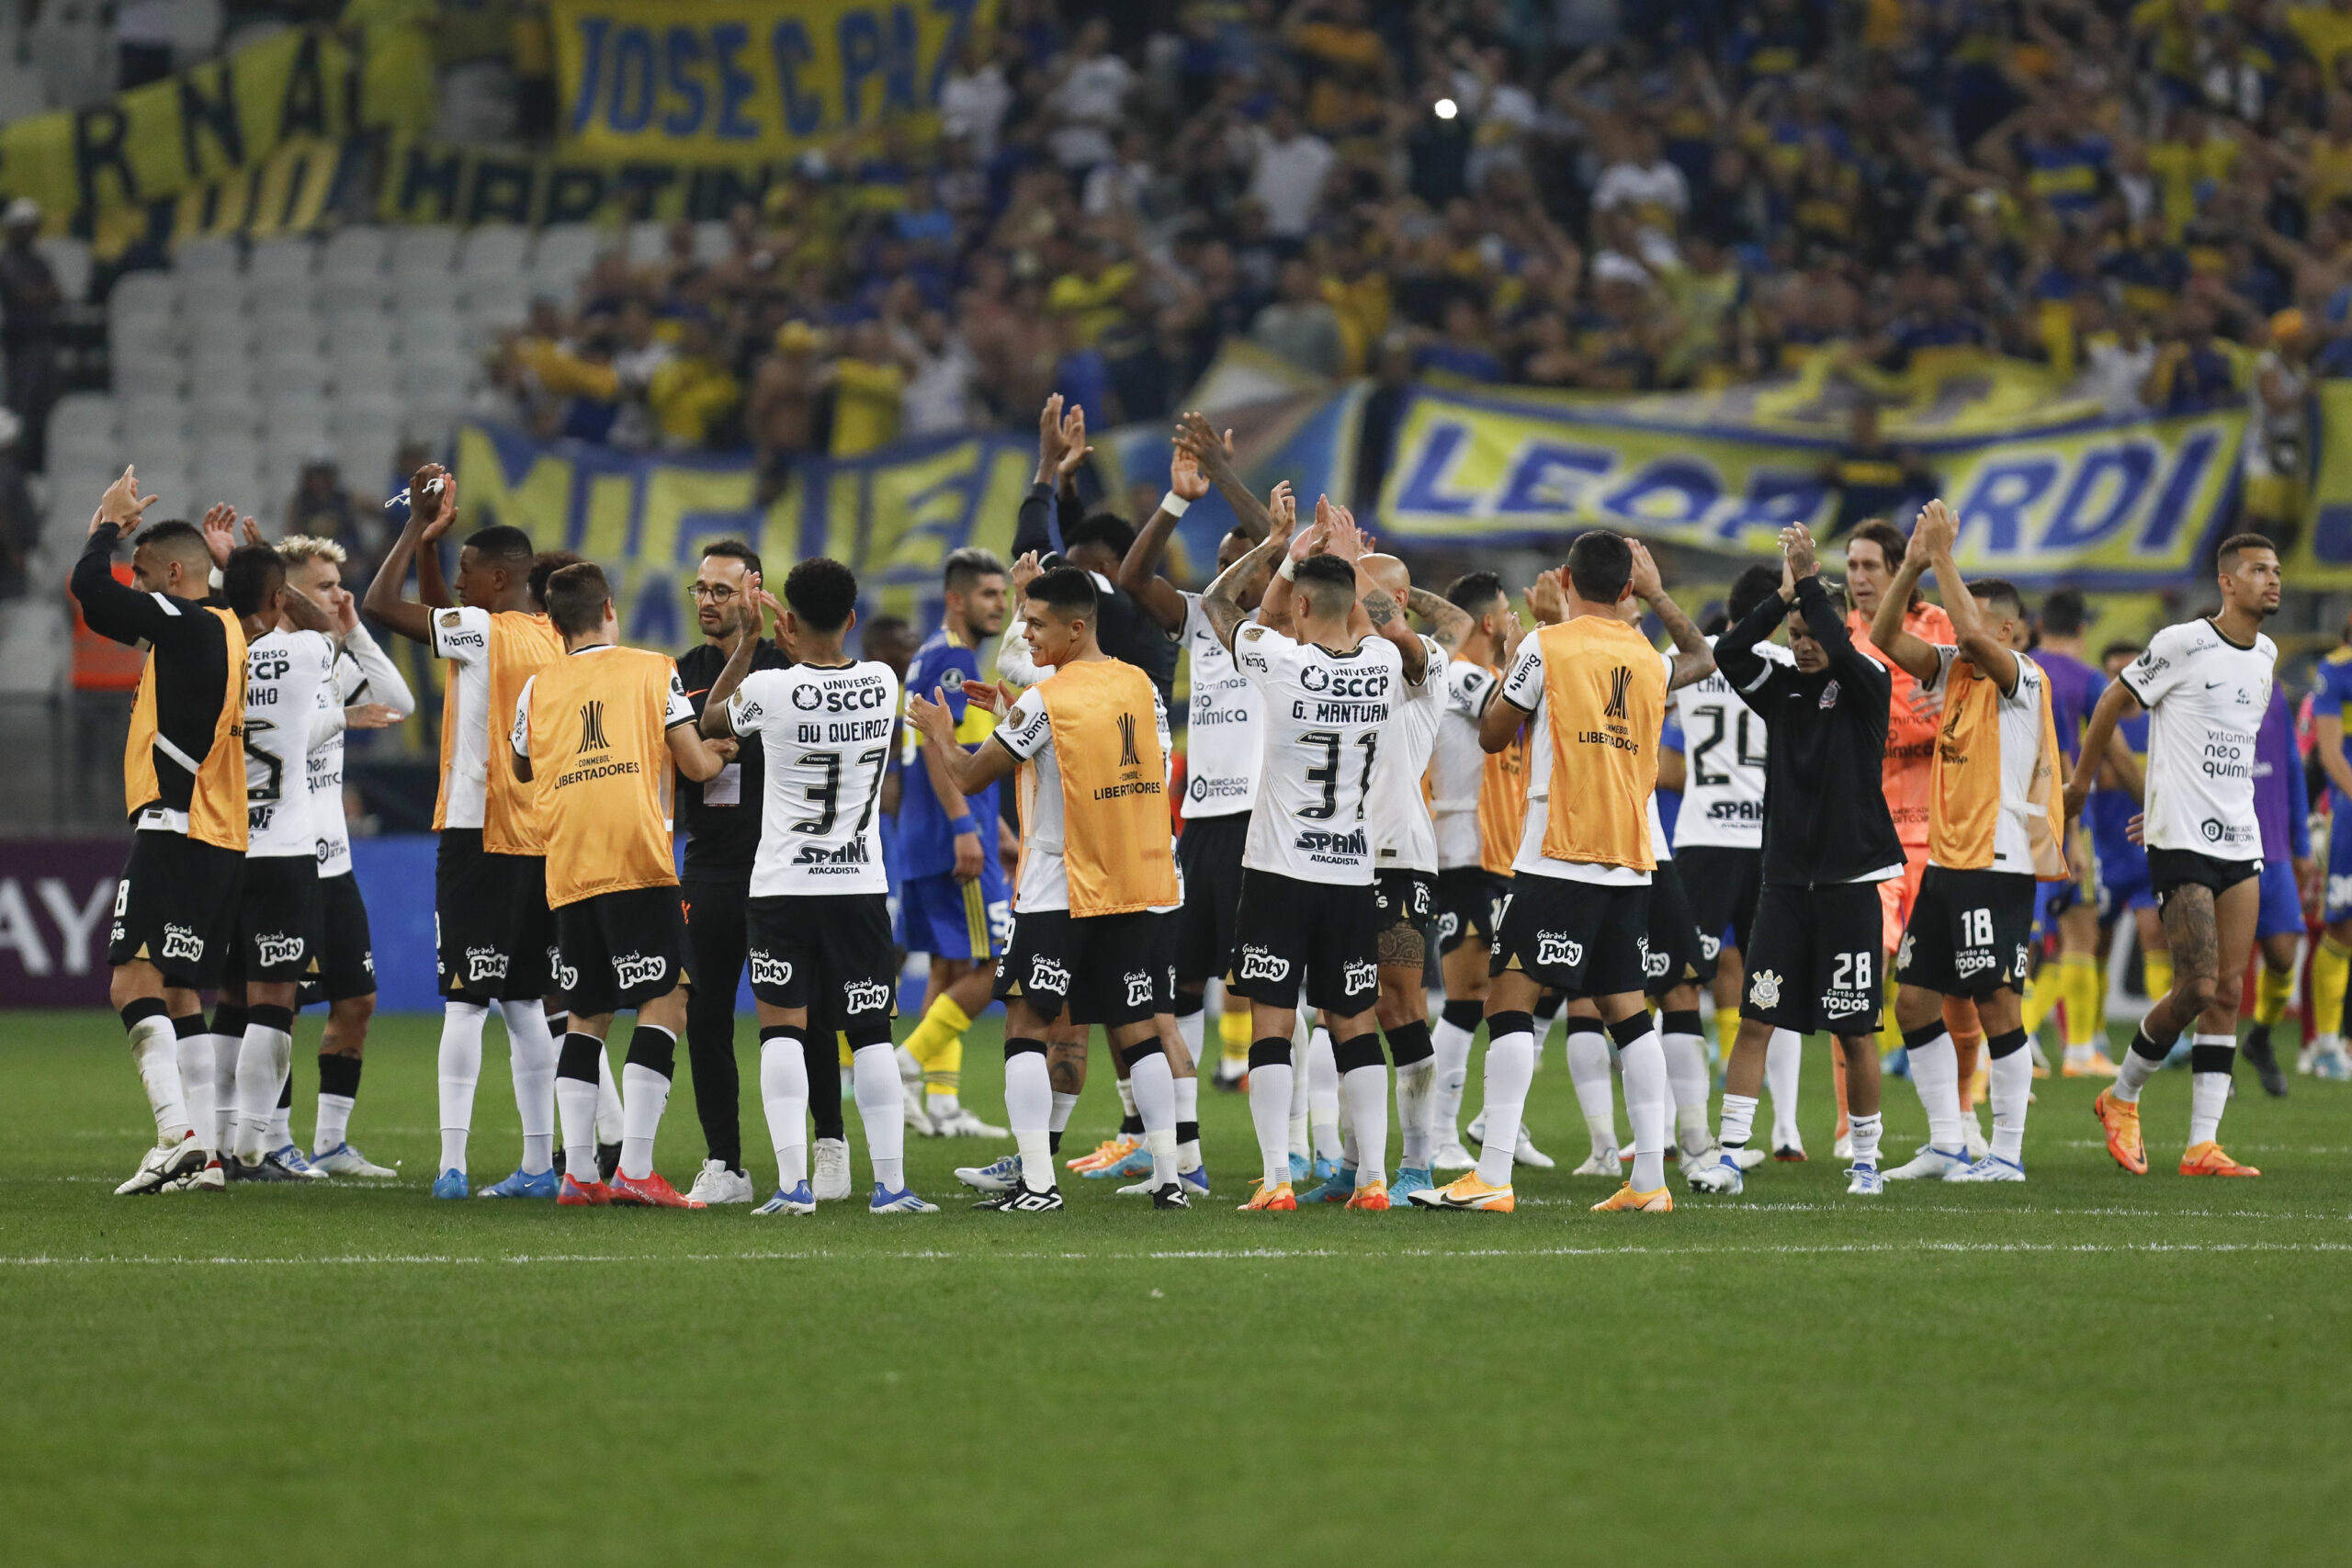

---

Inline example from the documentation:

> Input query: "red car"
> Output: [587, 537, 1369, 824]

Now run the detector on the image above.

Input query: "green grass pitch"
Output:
[5, 1008, 2348, 1565]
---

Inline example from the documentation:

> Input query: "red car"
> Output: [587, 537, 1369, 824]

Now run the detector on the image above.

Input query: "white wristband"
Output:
[1159, 491, 1190, 518]
[208, 566, 225, 590]
[1276, 557, 1298, 581]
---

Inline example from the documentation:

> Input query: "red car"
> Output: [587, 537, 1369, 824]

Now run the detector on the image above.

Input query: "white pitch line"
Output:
[4, 1240, 2350, 1268]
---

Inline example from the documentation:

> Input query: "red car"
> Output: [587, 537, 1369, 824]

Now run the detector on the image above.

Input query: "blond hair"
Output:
[277, 534, 348, 566]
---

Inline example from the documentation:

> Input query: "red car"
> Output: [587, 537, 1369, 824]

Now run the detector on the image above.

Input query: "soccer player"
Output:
[2067, 535, 2282, 1179]
[908, 566, 1188, 1211]
[2237, 681, 2317, 1097]
[2086, 641, 2168, 1049]
[74, 470, 261, 1193]
[698, 557, 939, 1214]
[672, 540, 791, 1206]
[2301, 614, 2352, 1078]
[277, 535, 412, 1178]
[363, 463, 570, 1200]
[1114, 423, 1272, 1127]
[2026, 589, 2118, 1078]
[511, 562, 730, 1207]
[1869, 500, 2066, 1184]
[1422, 531, 1712, 1214]
[1194, 498, 1427, 1213]
[1425, 571, 1525, 1171]
[1688, 525, 1902, 1196]
[893, 547, 1015, 1138]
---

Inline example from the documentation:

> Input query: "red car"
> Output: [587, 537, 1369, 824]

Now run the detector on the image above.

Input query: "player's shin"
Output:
[1335, 1033, 1388, 1188]
[1615, 1012, 1669, 1194]
[232, 1005, 295, 1165]
[1903, 1022, 1966, 1151]
[758, 1025, 810, 1190]
[1306, 1027, 1341, 1164]
[1660, 1009, 1710, 1153]
[1247, 1038, 1296, 1191]
[1125, 1041, 1180, 1190]
[1003, 1039, 1055, 1191]
[1173, 993, 1206, 1069]
[123, 1000, 189, 1147]
[315, 1052, 360, 1156]
[1286, 1011, 1311, 1159]
[595, 1040, 627, 1145]
[1764, 1028, 1803, 1150]
[1388, 1019, 1435, 1168]
[209, 1002, 244, 1153]
[555, 1032, 605, 1186]
[1475, 1012, 1536, 1188]
[1986, 1028, 2031, 1168]
[1430, 998, 1479, 1147]
[1174, 1069, 1202, 1174]
[173, 1014, 212, 1156]
[501, 998, 559, 1175]
[1564, 1021, 1618, 1157]
[436, 1000, 489, 1175]
[2188, 1035, 2236, 1146]
[617, 1025, 678, 1183]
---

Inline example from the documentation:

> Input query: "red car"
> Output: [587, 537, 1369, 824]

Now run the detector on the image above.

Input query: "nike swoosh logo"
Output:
[2204, 682, 2223, 689]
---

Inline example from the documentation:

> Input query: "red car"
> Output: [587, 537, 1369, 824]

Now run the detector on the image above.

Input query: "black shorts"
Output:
[436, 829, 556, 1001]
[1895, 864, 2038, 998]
[2148, 847, 2263, 903]
[1489, 872, 1651, 998]
[225, 854, 323, 985]
[106, 829, 243, 989]
[995, 906, 1165, 1027]
[298, 871, 377, 1006]
[1433, 866, 1509, 956]
[1678, 843, 1764, 959]
[1374, 868, 1438, 974]
[552, 885, 689, 1018]
[1171, 810, 1248, 987]
[1643, 859, 1717, 995]
[1740, 881, 1886, 1036]
[1228, 867, 1382, 1015]
[746, 893, 899, 1035]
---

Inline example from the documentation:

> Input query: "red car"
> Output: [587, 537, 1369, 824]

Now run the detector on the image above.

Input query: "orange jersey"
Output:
[431, 606, 564, 853]
[512, 646, 695, 908]
[1849, 601, 1953, 849]
[1521, 617, 1666, 873]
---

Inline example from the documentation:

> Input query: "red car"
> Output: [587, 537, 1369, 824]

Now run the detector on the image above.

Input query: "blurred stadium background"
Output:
[0, 0, 2346, 1003]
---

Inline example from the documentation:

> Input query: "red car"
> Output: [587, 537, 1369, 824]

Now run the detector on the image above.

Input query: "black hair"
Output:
[134, 519, 205, 556]
[2098, 639, 2143, 665]
[2217, 532, 2278, 570]
[861, 613, 910, 650]
[463, 525, 535, 564]
[1025, 565, 1099, 620]
[528, 550, 582, 610]
[1969, 577, 2025, 620]
[943, 546, 1005, 593]
[1065, 512, 1136, 558]
[221, 543, 283, 616]
[1566, 530, 1634, 604]
[2041, 586, 2087, 636]
[784, 557, 858, 633]
[1445, 570, 1508, 616]
[542, 561, 612, 638]
[1727, 563, 1781, 623]
[701, 537, 763, 578]
[1293, 553, 1358, 615]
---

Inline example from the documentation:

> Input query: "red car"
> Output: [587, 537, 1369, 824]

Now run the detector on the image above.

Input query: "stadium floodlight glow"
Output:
[1433, 97, 1458, 119]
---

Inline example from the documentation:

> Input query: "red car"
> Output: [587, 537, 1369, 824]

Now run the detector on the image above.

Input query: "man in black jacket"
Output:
[1688, 524, 1905, 1198]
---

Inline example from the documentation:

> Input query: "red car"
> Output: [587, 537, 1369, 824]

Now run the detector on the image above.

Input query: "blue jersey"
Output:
[2087, 710, 2150, 887]
[2310, 646, 2352, 810]
[2038, 648, 2106, 765]
[896, 626, 999, 879]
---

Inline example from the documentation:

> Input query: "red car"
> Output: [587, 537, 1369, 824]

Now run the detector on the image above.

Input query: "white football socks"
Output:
[1173, 1072, 1202, 1172]
[436, 1000, 488, 1174]
[1662, 1025, 1712, 1146]
[1564, 1024, 1618, 1156]
[555, 1049, 601, 1187]
[1286, 1013, 1311, 1158]
[1049, 1089, 1079, 1136]
[175, 1023, 213, 1156]
[1250, 1059, 1295, 1191]
[851, 1042, 905, 1191]
[1340, 1061, 1386, 1186]
[1430, 1013, 1474, 1148]
[1395, 1055, 1434, 1168]
[595, 1043, 626, 1144]
[1620, 1024, 1669, 1193]
[1174, 1007, 1205, 1069]
[617, 1044, 674, 1182]
[759, 1032, 809, 1189]
[1306, 1027, 1341, 1162]
[1907, 1030, 1966, 1152]
[128, 1011, 188, 1146]
[2113, 1035, 2163, 1102]
[233, 1011, 293, 1165]
[1004, 1048, 1054, 1191]
[1719, 1091, 1758, 1150]
[2188, 1033, 2233, 1145]
[502, 999, 559, 1176]
[1988, 1043, 2032, 1166]
[1129, 1047, 1180, 1190]
[1765, 1028, 1802, 1148]
[1848, 1110, 1883, 1168]
[1475, 1028, 1535, 1187]
[209, 1025, 239, 1154]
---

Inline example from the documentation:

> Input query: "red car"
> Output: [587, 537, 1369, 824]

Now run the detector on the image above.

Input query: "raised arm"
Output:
[1920, 497, 2017, 694]
[1173, 411, 1275, 539]
[1199, 485, 1294, 652]
[1713, 572, 1791, 705]
[1868, 508, 1944, 682]
[906, 685, 1020, 796]
[2064, 677, 2146, 821]
[70, 468, 167, 646]
[1115, 440, 1212, 634]
[1627, 540, 1713, 690]
[339, 609, 415, 717]
[695, 592, 772, 739]
[362, 463, 459, 644]
[1779, 523, 1871, 677]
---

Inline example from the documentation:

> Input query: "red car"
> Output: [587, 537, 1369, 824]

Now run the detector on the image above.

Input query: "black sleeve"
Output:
[1714, 588, 1791, 711]
[1012, 481, 1060, 558]
[1796, 574, 1888, 701]
[1057, 483, 1084, 544]
[71, 524, 188, 649]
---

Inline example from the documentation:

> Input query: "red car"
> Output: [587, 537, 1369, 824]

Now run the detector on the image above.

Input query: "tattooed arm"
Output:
[1200, 527, 1288, 653]
[1627, 539, 1713, 691]
[1408, 585, 1474, 654]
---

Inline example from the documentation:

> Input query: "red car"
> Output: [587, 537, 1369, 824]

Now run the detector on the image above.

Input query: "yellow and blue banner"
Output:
[1378, 384, 2245, 587]
[552, 0, 992, 161]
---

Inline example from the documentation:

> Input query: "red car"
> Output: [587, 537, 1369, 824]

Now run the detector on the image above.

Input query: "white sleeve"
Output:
[1407, 633, 1444, 691]
[663, 662, 696, 728]
[1232, 623, 1292, 689]
[1446, 660, 1494, 718]
[2005, 654, 2044, 711]
[2119, 627, 2187, 707]
[1917, 643, 1961, 694]
[995, 687, 1053, 761]
[1499, 637, 1544, 710]
[996, 629, 1044, 689]
[510, 675, 535, 758]
[430, 605, 492, 666]
[726, 670, 781, 735]
[1154, 688, 1172, 780]
[342, 621, 415, 716]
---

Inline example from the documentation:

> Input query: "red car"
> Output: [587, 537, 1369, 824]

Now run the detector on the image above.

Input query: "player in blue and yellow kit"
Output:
[2088, 642, 2171, 1051]
[2302, 626, 2352, 1077]
[893, 548, 1015, 1134]
[2027, 592, 2118, 1076]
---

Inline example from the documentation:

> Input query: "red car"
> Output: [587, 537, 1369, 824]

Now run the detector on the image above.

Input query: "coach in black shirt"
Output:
[674, 539, 842, 1201]
[1690, 523, 1903, 1194]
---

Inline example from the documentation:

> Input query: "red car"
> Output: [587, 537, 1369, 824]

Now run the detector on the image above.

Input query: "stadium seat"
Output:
[400, 309, 466, 355]
[45, 394, 119, 467]
[694, 220, 732, 264]
[109, 271, 178, 318]
[319, 274, 393, 315]
[174, 236, 241, 279]
[187, 349, 262, 401]
[191, 400, 263, 445]
[248, 272, 322, 320]
[533, 222, 605, 295]
[320, 225, 390, 278]
[36, 234, 90, 305]
[389, 225, 460, 277]
[119, 391, 189, 444]
[625, 220, 670, 267]
[255, 356, 331, 400]
[187, 312, 256, 357]
[459, 224, 532, 279]
[247, 236, 317, 286]
[325, 310, 399, 359]
[461, 280, 533, 333]
[0, 599, 68, 695]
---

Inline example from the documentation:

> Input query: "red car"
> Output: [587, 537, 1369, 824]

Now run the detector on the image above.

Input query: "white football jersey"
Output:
[309, 627, 413, 880]
[1430, 657, 1498, 871]
[1369, 633, 1446, 874]
[1669, 637, 1775, 851]
[1498, 637, 1671, 886]
[2119, 618, 2275, 858]
[1233, 624, 1403, 886]
[243, 629, 335, 859]
[726, 661, 900, 897]
[995, 670, 1172, 913]
[1177, 591, 1262, 819]
[428, 605, 503, 829]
